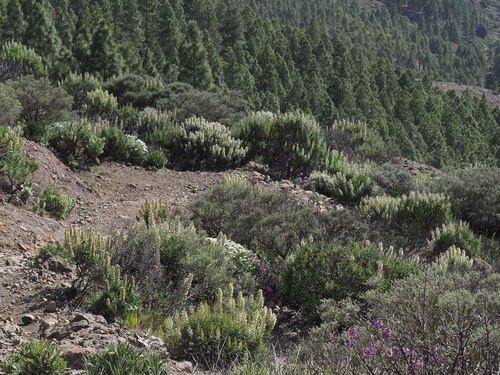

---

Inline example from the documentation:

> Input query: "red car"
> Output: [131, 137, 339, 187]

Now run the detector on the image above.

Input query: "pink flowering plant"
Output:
[346, 319, 438, 374]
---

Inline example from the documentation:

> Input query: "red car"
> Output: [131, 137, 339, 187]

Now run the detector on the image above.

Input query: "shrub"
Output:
[232, 111, 328, 178]
[86, 263, 140, 320]
[59, 72, 102, 110]
[304, 269, 500, 374]
[113, 199, 257, 309]
[324, 119, 390, 162]
[144, 149, 168, 168]
[434, 164, 500, 235]
[0, 82, 22, 125]
[189, 182, 369, 261]
[0, 339, 66, 375]
[82, 89, 119, 120]
[103, 74, 165, 109]
[157, 89, 253, 126]
[428, 221, 482, 258]
[0, 41, 48, 81]
[62, 225, 110, 288]
[99, 125, 146, 165]
[278, 241, 421, 319]
[6, 75, 73, 141]
[138, 107, 176, 138]
[32, 181, 76, 219]
[164, 288, 276, 366]
[432, 245, 474, 274]
[306, 168, 372, 204]
[48, 118, 105, 169]
[83, 343, 167, 375]
[360, 192, 452, 232]
[155, 116, 247, 170]
[0, 126, 39, 199]
[370, 162, 420, 197]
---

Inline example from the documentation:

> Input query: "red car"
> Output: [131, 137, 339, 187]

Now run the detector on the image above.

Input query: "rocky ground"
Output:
[0, 140, 346, 373]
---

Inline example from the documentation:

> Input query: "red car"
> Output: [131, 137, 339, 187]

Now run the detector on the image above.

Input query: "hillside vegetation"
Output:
[0, 0, 500, 374]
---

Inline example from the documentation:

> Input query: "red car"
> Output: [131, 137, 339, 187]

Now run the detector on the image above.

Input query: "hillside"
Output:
[1, 0, 500, 373]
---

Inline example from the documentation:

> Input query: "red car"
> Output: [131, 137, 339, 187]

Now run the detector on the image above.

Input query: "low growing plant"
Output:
[428, 221, 482, 258]
[0, 126, 39, 200]
[32, 181, 76, 219]
[0, 339, 66, 375]
[84, 343, 167, 375]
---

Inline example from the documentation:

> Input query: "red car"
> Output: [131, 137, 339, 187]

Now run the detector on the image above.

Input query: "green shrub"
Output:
[103, 74, 165, 109]
[278, 241, 421, 319]
[304, 270, 500, 374]
[48, 118, 105, 169]
[155, 116, 247, 170]
[59, 72, 102, 110]
[0, 339, 66, 375]
[164, 288, 276, 366]
[429, 221, 482, 258]
[306, 167, 372, 204]
[82, 89, 119, 120]
[434, 164, 500, 235]
[0, 126, 39, 199]
[360, 191, 452, 231]
[144, 149, 168, 168]
[232, 111, 329, 178]
[324, 119, 390, 162]
[84, 343, 167, 375]
[87, 264, 140, 320]
[63, 225, 110, 287]
[32, 181, 76, 219]
[157, 88, 252, 126]
[138, 107, 176, 138]
[189, 182, 369, 261]
[0, 83, 22, 125]
[0, 41, 48, 80]
[99, 123, 147, 165]
[6, 76, 73, 141]
[370, 162, 420, 197]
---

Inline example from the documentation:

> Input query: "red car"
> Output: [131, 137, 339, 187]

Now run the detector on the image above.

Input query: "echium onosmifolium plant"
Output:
[164, 287, 276, 366]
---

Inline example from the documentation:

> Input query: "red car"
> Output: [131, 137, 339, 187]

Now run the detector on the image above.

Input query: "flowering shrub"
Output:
[206, 237, 259, 274]
[99, 124, 147, 165]
[48, 118, 105, 169]
[302, 269, 500, 374]
[82, 89, 119, 120]
[164, 288, 276, 366]
[346, 319, 438, 373]
[428, 220, 482, 258]
[60, 72, 102, 110]
[432, 245, 473, 274]
[360, 192, 452, 231]
[306, 168, 371, 203]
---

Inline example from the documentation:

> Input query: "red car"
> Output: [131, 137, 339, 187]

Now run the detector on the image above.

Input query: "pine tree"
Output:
[178, 21, 213, 90]
[3, 0, 27, 41]
[89, 18, 122, 80]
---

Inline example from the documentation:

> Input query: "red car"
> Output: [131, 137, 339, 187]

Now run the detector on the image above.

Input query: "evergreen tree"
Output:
[89, 18, 122, 79]
[178, 21, 213, 90]
[3, 0, 27, 41]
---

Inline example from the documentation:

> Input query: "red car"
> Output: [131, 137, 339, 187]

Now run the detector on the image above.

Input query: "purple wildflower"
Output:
[349, 328, 358, 337]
